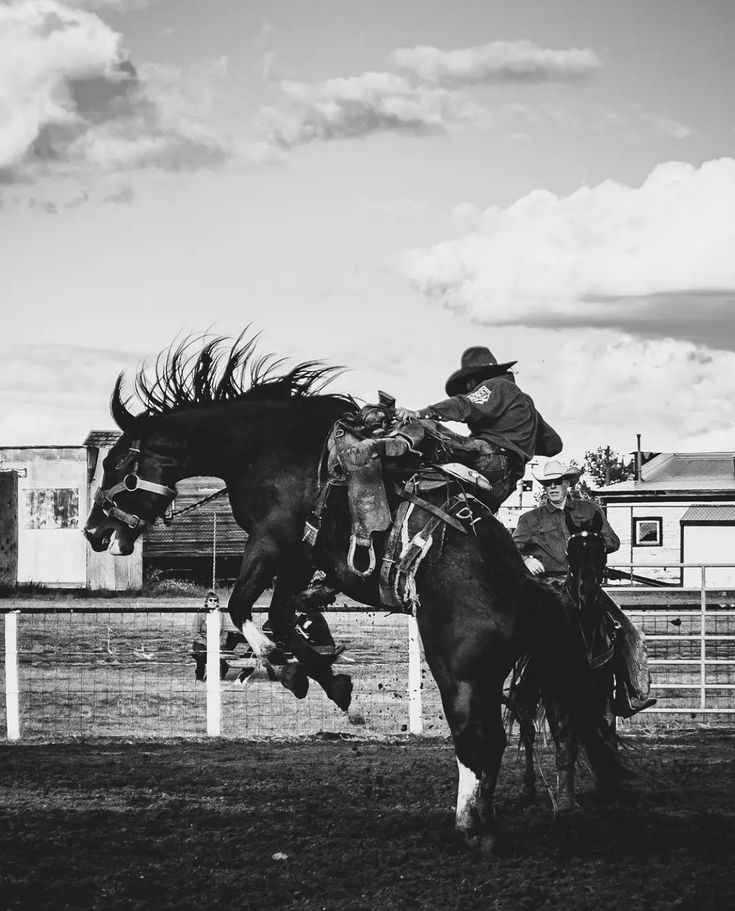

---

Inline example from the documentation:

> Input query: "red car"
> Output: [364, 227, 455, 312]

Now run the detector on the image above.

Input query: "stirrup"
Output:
[347, 534, 376, 577]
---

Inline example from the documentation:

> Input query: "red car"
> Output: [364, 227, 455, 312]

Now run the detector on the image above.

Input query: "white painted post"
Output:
[5, 611, 20, 741]
[206, 608, 221, 737]
[211, 513, 217, 591]
[700, 565, 707, 711]
[407, 613, 423, 735]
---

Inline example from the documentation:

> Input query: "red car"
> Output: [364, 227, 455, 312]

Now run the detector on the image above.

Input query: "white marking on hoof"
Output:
[455, 758, 483, 832]
[241, 620, 275, 659]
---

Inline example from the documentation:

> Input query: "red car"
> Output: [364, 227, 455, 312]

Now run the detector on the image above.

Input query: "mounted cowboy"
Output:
[513, 459, 656, 716]
[395, 346, 563, 510]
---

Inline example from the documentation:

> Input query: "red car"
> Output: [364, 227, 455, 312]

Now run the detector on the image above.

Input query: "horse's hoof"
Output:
[464, 832, 496, 856]
[328, 674, 353, 711]
[279, 663, 309, 699]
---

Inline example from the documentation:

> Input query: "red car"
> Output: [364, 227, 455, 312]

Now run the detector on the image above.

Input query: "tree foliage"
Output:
[580, 446, 634, 495]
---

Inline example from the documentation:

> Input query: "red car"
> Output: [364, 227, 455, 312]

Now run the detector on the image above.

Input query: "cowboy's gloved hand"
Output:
[395, 407, 419, 422]
[523, 556, 545, 576]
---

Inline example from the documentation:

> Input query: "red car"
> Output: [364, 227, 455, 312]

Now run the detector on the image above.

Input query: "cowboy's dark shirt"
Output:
[417, 374, 562, 463]
[513, 498, 620, 575]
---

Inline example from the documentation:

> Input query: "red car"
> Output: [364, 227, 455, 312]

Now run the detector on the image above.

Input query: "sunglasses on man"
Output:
[540, 479, 567, 488]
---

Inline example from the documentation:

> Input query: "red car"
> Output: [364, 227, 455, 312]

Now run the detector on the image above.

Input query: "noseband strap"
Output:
[94, 440, 176, 529]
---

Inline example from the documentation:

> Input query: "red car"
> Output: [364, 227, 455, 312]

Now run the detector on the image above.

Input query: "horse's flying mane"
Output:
[114, 333, 350, 419]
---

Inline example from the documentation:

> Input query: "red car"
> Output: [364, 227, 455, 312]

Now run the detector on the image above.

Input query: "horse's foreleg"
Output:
[269, 570, 353, 712]
[229, 540, 309, 699]
[547, 701, 578, 810]
[446, 680, 506, 853]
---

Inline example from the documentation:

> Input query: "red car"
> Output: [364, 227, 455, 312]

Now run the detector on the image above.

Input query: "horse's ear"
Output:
[591, 511, 604, 534]
[565, 511, 581, 536]
[110, 374, 136, 431]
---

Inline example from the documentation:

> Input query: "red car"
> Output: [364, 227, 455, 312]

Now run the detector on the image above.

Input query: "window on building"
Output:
[521, 480, 533, 492]
[633, 516, 662, 547]
[23, 488, 79, 529]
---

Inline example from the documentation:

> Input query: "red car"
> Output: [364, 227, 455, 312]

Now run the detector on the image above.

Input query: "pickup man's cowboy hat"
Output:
[445, 346, 517, 397]
[533, 460, 581, 484]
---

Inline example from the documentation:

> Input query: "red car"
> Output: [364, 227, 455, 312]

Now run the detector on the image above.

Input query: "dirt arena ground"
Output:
[1, 730, 734, 911]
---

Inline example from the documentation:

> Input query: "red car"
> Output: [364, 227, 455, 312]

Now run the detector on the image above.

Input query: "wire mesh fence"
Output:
[0, 604, 422, 741]
[2, 595, 735, 742]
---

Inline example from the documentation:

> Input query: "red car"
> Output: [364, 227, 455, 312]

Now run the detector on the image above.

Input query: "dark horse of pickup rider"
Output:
[513, 459, 656, 717]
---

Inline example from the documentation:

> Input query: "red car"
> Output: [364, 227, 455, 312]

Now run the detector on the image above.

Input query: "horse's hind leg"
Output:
[518, 713, 538, 803]
[508, 670, 540, 803]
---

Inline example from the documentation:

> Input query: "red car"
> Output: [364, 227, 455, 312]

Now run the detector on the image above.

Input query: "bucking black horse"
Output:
[83, 335, 626, 850]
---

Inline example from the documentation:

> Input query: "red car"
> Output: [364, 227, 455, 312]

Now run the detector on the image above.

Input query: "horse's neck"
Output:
[165, 399, 338, 484]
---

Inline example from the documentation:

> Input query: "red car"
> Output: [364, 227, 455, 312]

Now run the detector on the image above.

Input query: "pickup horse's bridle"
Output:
[566, 528, 607, 589]
[93, 440, 176, 530]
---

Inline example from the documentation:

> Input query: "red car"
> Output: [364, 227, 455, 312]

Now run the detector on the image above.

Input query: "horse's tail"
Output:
[522, 578, 631, 786]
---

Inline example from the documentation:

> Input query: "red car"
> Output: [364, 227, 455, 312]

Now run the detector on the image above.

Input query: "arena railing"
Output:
[605, 562, 735, 718]
[2, 566, 734, 741]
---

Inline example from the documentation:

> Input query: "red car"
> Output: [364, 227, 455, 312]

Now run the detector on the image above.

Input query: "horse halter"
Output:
[566, 530, 606, 586]
[93, 440, 176, 530]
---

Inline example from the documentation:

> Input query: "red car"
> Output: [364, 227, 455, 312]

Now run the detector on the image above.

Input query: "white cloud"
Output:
[405, 157, 735, 350]
[390, 40, 601, 86]
[0, 1, 239, 181]
[635, 107, 691, 139]
[260, 38, 602, 148]
[261, 72, 483, 147]
[555, 334, 735, 453]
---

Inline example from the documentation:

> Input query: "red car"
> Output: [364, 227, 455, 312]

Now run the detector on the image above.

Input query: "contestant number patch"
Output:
[467, 385, 491, 404]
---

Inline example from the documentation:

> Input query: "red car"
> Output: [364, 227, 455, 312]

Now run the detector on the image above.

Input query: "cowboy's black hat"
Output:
[445, 346, 517, 397]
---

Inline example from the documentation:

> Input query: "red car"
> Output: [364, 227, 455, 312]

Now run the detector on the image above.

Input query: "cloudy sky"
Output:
[2, 0, 734, 461]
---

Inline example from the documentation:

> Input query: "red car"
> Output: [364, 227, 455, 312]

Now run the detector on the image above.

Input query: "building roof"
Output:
[681, 505, 735, 523]
[597, 452, 735, 496]
[83, 430, 122, 449]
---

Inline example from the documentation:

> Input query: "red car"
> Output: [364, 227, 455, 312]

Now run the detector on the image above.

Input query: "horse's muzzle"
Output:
[82, 525, 111, 553]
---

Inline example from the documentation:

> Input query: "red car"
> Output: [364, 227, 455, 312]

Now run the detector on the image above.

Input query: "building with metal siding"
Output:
[143, 476, 247, 580]
[596, 452, 735, 586]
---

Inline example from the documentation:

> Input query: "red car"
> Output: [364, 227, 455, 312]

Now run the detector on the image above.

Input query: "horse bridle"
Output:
[566, 530, 606, 587]
[93, 440, 176, 530]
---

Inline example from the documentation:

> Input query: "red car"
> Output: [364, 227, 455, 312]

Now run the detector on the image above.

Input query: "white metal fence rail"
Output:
[610, 562, 735, 717]
[2, 569, 735, 741]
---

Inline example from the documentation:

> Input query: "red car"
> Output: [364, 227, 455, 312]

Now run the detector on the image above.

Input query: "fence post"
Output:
[212, 513, 217, 591]
[206, 608, 221, 737]
[4, 611, 20, 741]
[700, 565, 707, 711]
[407, 613, 423, 735]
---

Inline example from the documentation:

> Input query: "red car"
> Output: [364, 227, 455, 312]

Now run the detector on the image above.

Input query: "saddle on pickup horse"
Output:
[303, 392, 497, 611]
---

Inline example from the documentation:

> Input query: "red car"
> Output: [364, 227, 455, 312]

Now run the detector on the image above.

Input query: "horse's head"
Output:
[565, 510, 606, 611]
[83, 380, 187, 556]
